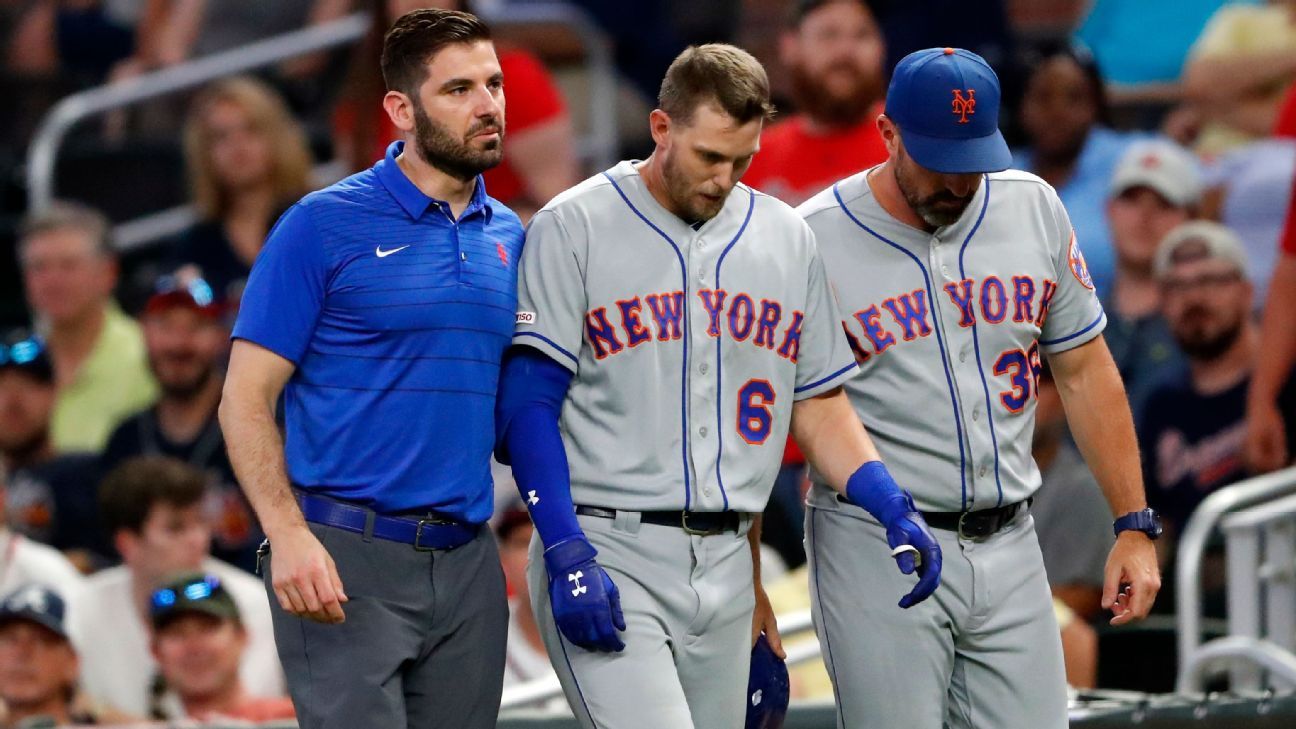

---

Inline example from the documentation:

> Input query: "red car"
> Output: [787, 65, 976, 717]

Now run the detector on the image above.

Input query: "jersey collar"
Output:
[375, 140, 494, 223]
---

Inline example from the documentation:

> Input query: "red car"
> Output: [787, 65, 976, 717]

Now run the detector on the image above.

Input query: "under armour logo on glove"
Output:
[545, 537, 626, 652]
[751, 689, 763, 707]
[568, 570, 587, 597]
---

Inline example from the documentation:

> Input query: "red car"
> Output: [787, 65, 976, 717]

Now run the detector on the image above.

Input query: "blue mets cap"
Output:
[884, 47, 1012, 174]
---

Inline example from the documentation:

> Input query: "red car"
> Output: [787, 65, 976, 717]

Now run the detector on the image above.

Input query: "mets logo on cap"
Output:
[951, 89, 976, 123]
[1067, 232, 1094, 290]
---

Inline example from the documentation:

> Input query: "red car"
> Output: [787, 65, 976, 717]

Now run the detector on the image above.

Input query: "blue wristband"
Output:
[844, 461, 911, 526]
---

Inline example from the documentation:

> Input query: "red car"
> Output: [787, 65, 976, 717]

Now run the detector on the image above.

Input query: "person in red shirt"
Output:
[1245, 84, 1296, 474]
[335, 0, 579, 218]
[743, 0, 888, 207]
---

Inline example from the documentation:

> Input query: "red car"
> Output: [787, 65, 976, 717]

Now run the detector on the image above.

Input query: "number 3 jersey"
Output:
[514, 161, 857, 513]
[801, 168, 1107, 513]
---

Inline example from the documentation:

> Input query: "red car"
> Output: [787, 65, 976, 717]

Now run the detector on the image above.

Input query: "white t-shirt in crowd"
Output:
[70, 558, 284, 716]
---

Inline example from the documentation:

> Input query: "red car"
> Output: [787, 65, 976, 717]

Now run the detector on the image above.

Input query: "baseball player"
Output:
[220, 10, 522, 729]
[495, 44, 942, 729]
[800, 48, 1163, 728]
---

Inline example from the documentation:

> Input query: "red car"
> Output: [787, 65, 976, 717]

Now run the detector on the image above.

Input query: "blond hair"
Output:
[658, 44, 775, 125]
[183, 77, 313, 220]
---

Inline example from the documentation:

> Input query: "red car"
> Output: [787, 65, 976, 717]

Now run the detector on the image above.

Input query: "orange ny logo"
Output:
[951, 89, 976, 123]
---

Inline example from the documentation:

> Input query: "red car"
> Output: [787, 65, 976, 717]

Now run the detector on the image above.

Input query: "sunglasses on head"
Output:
[153, 275, 215, 308]
[0, 337, 46, 367]
[151, 575, 222, 611]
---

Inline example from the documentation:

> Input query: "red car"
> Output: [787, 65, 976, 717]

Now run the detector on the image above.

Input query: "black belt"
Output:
[835, 495, 1026, 540]
[575, 505, 744, 535]
[295, 490, 479, 551]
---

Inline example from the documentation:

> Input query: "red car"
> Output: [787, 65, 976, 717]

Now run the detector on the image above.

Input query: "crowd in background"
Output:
[0, 0, 1295, 725]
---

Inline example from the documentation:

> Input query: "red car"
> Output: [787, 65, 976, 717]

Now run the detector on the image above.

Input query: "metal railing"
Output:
[25, 4, 618, 243]
[1176, 466, 1296, 692]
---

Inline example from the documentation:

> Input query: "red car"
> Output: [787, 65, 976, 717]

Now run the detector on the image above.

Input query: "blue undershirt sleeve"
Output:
[496, 346, 583, 547]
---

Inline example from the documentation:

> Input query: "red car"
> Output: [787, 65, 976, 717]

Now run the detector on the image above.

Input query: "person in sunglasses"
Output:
[147, 572, 296, 723]
[0, 331, 109, 568]
[101, 277, 261, 572]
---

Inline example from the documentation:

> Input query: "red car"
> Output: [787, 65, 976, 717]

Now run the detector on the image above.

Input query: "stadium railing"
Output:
[24, 4, 617, 251]
[1178, 465, 1296, 692]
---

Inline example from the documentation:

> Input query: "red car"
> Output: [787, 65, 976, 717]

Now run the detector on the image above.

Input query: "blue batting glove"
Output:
[846, 462, 944, 609]
[543, 537, 626, 652]
[881, 493, 943, 608]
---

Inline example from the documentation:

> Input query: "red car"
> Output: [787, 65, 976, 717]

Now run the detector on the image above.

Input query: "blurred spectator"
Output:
[1074, 0, 1234, 88]
[102, 277, 260, 572]
[0, 585, 132, 729]
[1030, 360, 1113, 623]
[1182, 0, 1296, 157]
[743, 0, 887, 206]
[5, 0, 138, 83]
[1103, 140, 1202, 419]
[0, 465, 85, 602]
[111, 0, 352, 81]
[147, 572, 295, 722]
[71, 456, 283, 716]
[0, 331, 107, 566]
[868, 0, 1015, 82]
[1053, 599, 1098, 690]
[1199, 137, 1296, 299]
[1139, 222, 1296, 536]
[171, 77, 314, 306]
[335, 0, 579, 218]
[1012, 42, 1144, 296]
[18, 202, 158, 453]
[496, 509, 557, 693]
[1247, 226, 1296, 473]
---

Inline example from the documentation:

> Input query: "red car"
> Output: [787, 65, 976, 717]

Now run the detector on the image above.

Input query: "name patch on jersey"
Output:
[843, 276, 1056, 362]
[584, 289, 802, 363]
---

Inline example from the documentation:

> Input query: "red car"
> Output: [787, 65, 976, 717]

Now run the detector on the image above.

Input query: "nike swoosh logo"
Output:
[375, 245, 410, 258]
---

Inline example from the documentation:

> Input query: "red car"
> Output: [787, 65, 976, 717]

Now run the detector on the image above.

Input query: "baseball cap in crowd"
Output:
[144, 274, 221, 320]
[0, 585, 71, 641]
[884, 47, 1012, 174]
[1153, 221, 1249, 281]
[149, 573, 241, 630]
[1110, 140, 1203, 208]
[0, 330, 53, 383]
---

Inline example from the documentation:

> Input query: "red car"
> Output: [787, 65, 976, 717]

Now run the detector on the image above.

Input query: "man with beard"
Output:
[218, 8, 523, 729]
[1139, 222, 1296, 537]
[743, 0, 888, 207]
[0, 331, 106, 566]
[498, 43, 939, 729]
[102, 277, 260, 572]
[800, 48, 1161, 728]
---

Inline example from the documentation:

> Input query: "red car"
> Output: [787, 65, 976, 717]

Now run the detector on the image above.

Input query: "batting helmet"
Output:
[746, 633, 790, 729]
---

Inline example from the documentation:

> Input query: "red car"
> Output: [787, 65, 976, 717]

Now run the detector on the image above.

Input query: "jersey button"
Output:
[959, 351, 967, 363]
[700, 363, 709, 374]
[979, 464, 989, 477]
[699, 426, 708, 437]
[972, 406, 981, 420]
[697, 239, 706, 249]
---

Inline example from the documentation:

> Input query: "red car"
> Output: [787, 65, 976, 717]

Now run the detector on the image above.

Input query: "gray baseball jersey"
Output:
[801, 167, 1106, 513]
[513, 160, 856, 729]
[801, 167, 1094, 729]
[514, 160, 857, 514]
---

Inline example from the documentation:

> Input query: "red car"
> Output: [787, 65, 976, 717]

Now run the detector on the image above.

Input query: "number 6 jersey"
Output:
[513, 161, 857, 513]
[801, 167, 1107, 513]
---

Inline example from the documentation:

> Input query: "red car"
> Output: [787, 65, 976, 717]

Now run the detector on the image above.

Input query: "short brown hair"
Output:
[658, 44, 775, 125]
[381, 8, 492, 97]
[18, 201, 114, 261]
[100, 457, 207, 535]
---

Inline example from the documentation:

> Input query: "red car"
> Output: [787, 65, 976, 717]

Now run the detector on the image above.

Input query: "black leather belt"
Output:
[835, 495, 1027, 540]
[295, 490, 479, 551]
[922, 501, 1027, 540]
[575, 505, 743, 535]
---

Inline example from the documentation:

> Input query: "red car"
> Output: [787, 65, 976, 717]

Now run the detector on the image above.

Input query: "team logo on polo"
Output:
[497, 242, 509, 267]
[1067, 233, 1094, 290]
[951, 89, 976, 123]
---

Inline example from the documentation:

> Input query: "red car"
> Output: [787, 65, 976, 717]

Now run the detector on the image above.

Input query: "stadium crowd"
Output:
[0, 0, 1295, 725]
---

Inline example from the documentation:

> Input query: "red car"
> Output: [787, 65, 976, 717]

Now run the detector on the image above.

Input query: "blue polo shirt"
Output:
[233, 141, 524, 522]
